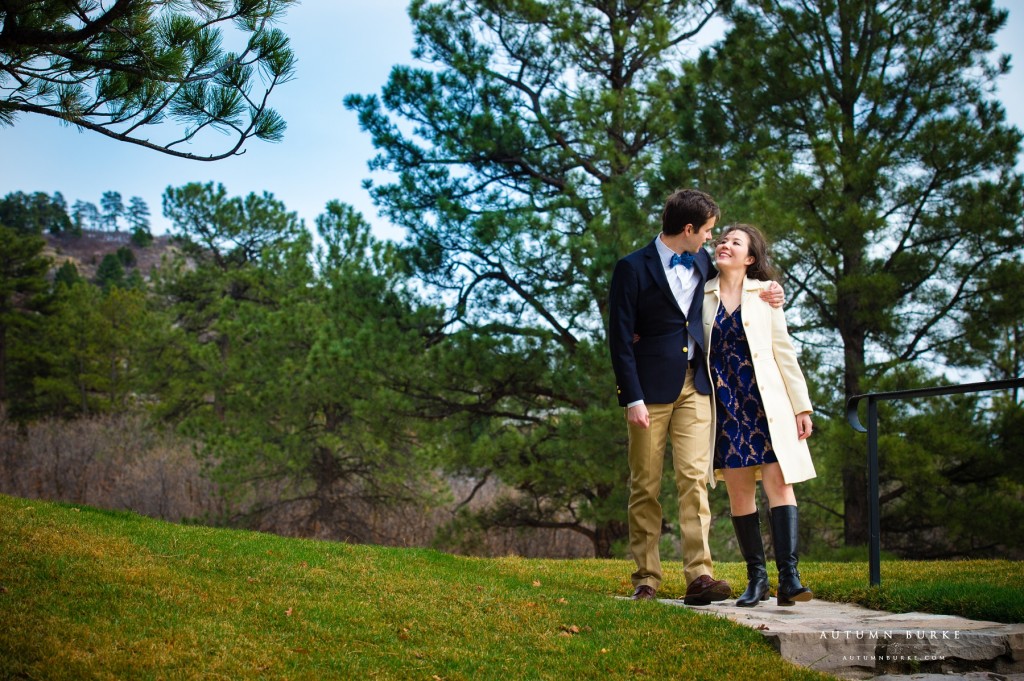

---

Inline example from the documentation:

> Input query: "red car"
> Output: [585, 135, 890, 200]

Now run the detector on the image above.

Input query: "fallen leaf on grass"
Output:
[285, 608, 293, 617]
[559, 624, 581, 635]
[532, 580, 541, 587]
[557, 598, 568, 604]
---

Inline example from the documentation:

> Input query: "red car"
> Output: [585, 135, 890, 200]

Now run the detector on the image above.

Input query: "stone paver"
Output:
[661, 597, 1024, 680]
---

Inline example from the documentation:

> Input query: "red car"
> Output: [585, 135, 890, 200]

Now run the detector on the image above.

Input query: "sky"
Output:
[2, 2, 1023, 243]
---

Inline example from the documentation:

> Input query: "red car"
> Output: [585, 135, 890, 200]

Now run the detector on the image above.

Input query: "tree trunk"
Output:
[591, 519, 627, 558]
[842, 320, 869, 546]
[842, 466, 869, 546]
[0, 323, 6, 403]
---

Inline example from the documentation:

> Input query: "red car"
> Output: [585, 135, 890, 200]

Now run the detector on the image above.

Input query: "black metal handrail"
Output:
[846, 377, 1024, 586]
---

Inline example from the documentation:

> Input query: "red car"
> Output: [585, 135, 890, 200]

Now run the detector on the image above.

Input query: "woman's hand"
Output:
[796, 412, 813, 440]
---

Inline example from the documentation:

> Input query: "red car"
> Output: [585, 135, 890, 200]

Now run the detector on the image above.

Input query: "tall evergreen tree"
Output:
[126, 196, 153, 246]
[99, 191, 124, 233]
[347, 0, 722, 556]
[0, 226, 50, 405]
[687, 0, 1024, 546]
[962, 260, 1024, 386]
[151, 187, 446, 539]
[154, 182, 306, 423]
[95, 253, 126, 291]
[32, 281, 105, 416]
[71, 200, 100, 233]
[52, 261, 82, 289]
[31, 280, 153, 417]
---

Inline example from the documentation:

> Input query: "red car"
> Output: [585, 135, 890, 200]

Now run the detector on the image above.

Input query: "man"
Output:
[608, 188, 781, 604]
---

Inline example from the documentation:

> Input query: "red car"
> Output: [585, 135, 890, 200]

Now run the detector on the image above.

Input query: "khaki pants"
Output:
[627, 367, 713, 589]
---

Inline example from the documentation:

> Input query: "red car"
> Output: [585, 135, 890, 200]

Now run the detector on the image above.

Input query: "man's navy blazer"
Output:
[608, 237, 714, 407]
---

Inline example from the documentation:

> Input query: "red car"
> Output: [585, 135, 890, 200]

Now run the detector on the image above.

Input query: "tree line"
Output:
[2, 175, 1021, 560]
[1, 0, 1022, 560]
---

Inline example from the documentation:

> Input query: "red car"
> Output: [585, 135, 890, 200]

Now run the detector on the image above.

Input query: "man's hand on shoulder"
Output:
[760, 281, 785, 309]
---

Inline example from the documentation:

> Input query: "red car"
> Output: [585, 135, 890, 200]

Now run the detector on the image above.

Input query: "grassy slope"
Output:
[1, 495, 1020, 680]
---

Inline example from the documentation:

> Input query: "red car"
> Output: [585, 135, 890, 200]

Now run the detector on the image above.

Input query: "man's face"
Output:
[681, 216, 716, 253]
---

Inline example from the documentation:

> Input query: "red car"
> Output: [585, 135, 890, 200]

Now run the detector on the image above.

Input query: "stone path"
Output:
[663, 596, 1024, 680]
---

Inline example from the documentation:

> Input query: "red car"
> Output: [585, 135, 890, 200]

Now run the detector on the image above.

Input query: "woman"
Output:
[701, 224, 815, 607]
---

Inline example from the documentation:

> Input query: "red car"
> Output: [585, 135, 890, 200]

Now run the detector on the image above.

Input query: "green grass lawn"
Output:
[1, 494, 1020, 680]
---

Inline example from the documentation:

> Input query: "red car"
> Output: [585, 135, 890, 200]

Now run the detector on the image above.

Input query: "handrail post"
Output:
[867, 397, 881, 586]
[847, 377, 1022, 587]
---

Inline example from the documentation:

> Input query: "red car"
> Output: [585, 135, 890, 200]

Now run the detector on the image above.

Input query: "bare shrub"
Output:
[0, 410, 222, 522]
[430, 476, 595, 558]
[217, 473, 593, 557]
[0, 411, 595, 557]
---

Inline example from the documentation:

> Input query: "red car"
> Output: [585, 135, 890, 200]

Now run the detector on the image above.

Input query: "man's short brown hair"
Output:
[661, 188, 720, 236]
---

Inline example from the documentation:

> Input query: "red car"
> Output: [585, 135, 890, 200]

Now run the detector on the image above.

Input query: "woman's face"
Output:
[714, 229, 755, 272]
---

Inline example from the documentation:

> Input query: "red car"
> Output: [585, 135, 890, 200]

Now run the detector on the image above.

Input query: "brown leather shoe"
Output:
[631, 585, 657, 600]
[683, 575, 732, 605]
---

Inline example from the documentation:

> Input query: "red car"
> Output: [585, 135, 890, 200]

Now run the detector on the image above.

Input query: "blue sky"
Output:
[1, 2, 1022, 243]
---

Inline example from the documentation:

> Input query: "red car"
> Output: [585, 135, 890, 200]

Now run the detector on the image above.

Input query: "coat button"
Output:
[682, 346, 688, 353]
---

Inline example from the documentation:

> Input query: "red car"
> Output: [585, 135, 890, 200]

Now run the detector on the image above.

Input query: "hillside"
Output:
[43, 229, 182, 281]
[0, 494, 830, 681]
[3, 494, 1022, 680]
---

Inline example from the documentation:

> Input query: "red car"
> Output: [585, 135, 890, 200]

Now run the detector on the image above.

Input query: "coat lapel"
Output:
[700, 274, 722, 350]
[741, 277, 764, 311]
[643, 239, 685, 316]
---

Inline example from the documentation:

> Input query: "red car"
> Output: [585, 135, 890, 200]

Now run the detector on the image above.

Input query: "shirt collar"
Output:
[655, 235, 680, 269]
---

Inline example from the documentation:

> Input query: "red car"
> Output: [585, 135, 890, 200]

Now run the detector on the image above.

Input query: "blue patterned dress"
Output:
[710, 304, 778, 470]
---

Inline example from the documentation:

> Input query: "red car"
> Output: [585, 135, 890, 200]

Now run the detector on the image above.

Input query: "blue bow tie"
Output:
[669, 252, 695, 269]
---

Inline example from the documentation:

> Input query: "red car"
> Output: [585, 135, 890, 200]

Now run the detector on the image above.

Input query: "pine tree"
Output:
[688, 0, 1024, 547]
[0, 1, 296, 160]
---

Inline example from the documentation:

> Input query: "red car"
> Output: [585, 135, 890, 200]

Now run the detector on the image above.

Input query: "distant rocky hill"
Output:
[43, 230, 182, 281]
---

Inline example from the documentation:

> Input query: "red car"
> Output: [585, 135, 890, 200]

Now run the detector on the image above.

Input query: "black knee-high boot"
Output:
[769, 505, 812, 606]
[731, 512, 770, 607]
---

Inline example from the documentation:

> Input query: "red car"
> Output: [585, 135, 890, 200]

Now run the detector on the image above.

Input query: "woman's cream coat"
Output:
[702, 277, 816, 487]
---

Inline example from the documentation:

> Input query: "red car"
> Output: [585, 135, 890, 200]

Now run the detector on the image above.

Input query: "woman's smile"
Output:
[715, 231, 752, 268]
